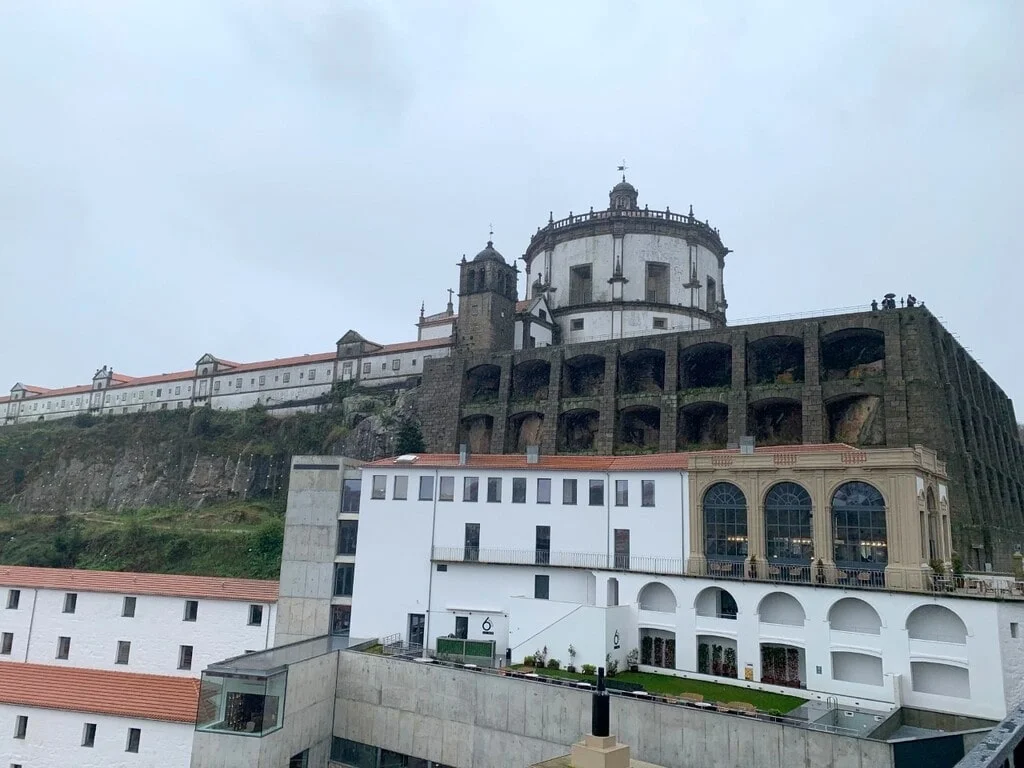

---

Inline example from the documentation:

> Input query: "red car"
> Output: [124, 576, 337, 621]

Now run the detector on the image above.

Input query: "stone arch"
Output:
[465, 364, 500, 403]
[558, 409, 599, 452]
[748, 398, 802, 445]
[562, 354, 605, 398]
[694, 586, 738, 619]
[677, 402, 728, 450]
[511, 359, 551, 403]
[617, 405, 661, 452]
[821, 328, 886, 381]
[757, 592, 806, 626]
[679, 342, 732, 389]
[619, 348, 665, 394]
[458, 415, 493, 454]
[747, 335, 804, 385]
[906, 604, 967, 644]
[764, 481, 813, 564]
[831, 481, 887, 569]
[506, 412, 544, 453]
[826, 394, 885, 446]
[828, 597, 882, 634]
[637, 582, 677, 613]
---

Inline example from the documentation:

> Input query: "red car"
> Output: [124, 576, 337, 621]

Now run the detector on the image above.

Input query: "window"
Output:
[535, 525, 551, 565]
[614, 529, 630, 569]
[126, 727, 141, 753]
[283, 372, 291, 383]
[362, 363, 371, 374]
[589, 479, 604, 506]
[341, 479, 361, 512]
[764, 482, 813, 564]
[14, 715, 27, 739]
[615, 480, 628, 506]
[116, 641, 131, 665]
[337, 520, 358, 555]
[563, 479, 577, 505]
[703, 482, 748, 560]
[455, 616, 469, 639]
[178, 644, 193, 670]
[537, 478, 551, 504]
[653, 317, 667, 330]
[235, 378, 242, 389]
[1012, 623, 1019, 639]
[487, 477, 502, 503]
[645, 262, 669, 303]
[512, 477, 527, 503]
[334, 563, 355, 596]
[122, 596, 136, 617]
[641, 480, 656, 506]
[63, 593, 77, 613]
[393, 475, 409, 500]
[439, 475, 455, 501]
[183, 600, 198, 622]
[418, 476, 434, 500]
[464, 523, 480, 562]
[570, 318, 585, 331]
[342, 362, 353, 376]
[289, 750, 309, 768]
[259, 375, 266, 386]
[392, 359, 401, 371]
[309, 369, 317, 381]
[1, 633, 12, 655]
[706, 276, 717, 311]
[331, 605, 351, 636]
[56, 636, 71, 659]
[82, 722, 97, 747]
[463, 476, 479, 502]
[569, 264, 593, 304]
[6, 589, 19, 609]
[371, 475, 387, 499]
[248, 604, 264, 626]
[832, 481, 887, 567]
[213, 381, 221, 392]
[534, 575, 550, 600]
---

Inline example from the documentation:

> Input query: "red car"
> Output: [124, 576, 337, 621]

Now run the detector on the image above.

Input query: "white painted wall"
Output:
[0, 704, 192, 768]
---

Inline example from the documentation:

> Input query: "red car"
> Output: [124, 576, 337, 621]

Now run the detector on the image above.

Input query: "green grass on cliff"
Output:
[0, 500, 284, 579]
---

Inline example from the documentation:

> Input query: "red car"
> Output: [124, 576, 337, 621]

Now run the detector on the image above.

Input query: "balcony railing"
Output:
[432, 546, 684, 575]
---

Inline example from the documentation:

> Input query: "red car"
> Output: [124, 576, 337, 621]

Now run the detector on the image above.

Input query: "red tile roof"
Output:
[367, 444, 854, 471]
[0, 662, 200, 723]
[221, 351, 336, 374]
[0, 566, 278, 603]
[110, 369, 195, 387]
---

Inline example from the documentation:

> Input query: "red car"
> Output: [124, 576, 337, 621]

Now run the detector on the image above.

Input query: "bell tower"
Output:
[456, 240, 518, 353]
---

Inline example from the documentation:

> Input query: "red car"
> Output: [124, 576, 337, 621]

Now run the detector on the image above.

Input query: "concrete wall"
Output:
[333, 651, 894, 768]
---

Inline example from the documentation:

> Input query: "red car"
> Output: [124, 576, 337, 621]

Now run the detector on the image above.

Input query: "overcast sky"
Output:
[1, 1, 1022, 409]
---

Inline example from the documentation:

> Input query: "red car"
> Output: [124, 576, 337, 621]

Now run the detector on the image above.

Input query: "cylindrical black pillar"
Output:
[592, 666, 610, 737]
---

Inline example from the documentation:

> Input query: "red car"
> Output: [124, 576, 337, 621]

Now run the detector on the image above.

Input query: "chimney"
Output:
[739, 436, 755, 455]
[458, 444, 470, 466]
[526, 445, 540, 465]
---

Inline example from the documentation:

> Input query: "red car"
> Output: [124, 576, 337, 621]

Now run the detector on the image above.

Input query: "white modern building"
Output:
[349, 446, 1024, 722]
[0, 566, 278, 767]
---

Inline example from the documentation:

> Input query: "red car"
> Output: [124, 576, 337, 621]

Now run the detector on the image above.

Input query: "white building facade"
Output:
[349, 449, 1024, 722]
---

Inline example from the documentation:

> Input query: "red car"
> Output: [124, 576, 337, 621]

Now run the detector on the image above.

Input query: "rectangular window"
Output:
[362, 363, 371, 374]
[371, 475, 387, 499]
[645, 262, 670, 303]
[439, 475, 455, 501]
[537, 478, 551, 504]
[342, 362, 353, 376]
[341, 479, 361, 512]
[563, 479, 577, 505]
[235, 378, 242, 389]
[463, 476, 479, 502]
[63, 593, 77, 614]
[283, 372, 291, 383]
[614, 529, 630, 569]
[56, 636, 71, 659]
[115, 640, 131, 665]
[535, 525, 551, 565]
[615, 479, 628, 507]
[122, 596, 136, 617]
[455, 616, 469, 640]
[259, 375, 266, 386]
[6, 589, 19, 609]
[464, 523, 480, 562]
[418, 475, 434, 500]
[1013, 622, 1020, 639]
[331, 605, 352, 636]
[289, 749, 309, 768]
[213, 381, 220, 392]
[248, 604, 264, 626]
[0, 632, 12, 655]
[570, 318, 584, 331]
[589, 479, 605, 506]
[393, 475, 408, 500]
[534, 575, 550, 600]
[653, 317, 667, 330]
[309, 369, 316, 381]
[706, 276, 717, 311]
[82, 722, 96, 747]
[512, 477, 527, 503]
[14, 715, 27, 739]
[126, 727, 141, 753]
[183, 600, 198, 622]
[178, 644, 193, 670]
[392, 359, 400, 371]
[337, 520, 358, 555]
[334, 563, 355, 596]
[569, 264, 593, 304]
[642, 480, 656, 507]
[486, 477, 502, 503]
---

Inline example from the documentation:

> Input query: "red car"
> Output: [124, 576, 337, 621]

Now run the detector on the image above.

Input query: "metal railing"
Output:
[533, 206, 723, 240]
[432, 546, 685, 575]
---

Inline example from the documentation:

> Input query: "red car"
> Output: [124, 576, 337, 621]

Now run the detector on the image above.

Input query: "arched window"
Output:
[703, 483, 747, 561]
[764, 482, 813, 564]
[832, 482, 887, 568]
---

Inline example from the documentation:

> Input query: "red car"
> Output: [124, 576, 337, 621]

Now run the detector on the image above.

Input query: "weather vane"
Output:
[488, 223, 494, 242]
[617, 159, 628, 182]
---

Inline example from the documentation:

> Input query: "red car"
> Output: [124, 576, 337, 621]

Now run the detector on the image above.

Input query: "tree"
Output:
[395, 421, 425, 454]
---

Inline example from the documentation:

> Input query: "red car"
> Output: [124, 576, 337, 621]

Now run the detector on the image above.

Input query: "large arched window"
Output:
[703, 483, 748, 561]
[764, 482, 813, 564]
[832, 482, 887, 568]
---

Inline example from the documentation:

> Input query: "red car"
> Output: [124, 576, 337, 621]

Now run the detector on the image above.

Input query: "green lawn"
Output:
[511, 666, 806, 713]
